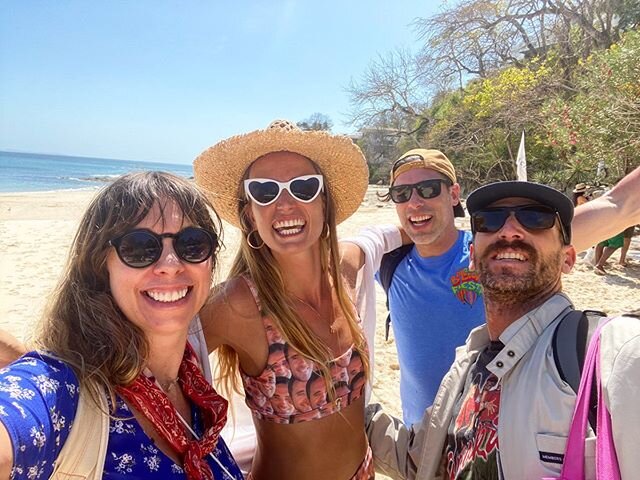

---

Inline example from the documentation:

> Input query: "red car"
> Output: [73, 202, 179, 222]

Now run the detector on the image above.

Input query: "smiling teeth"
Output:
[146, 288, 188, 303]
[410, 215, 431, 223]
[496, 252, 526, 261]
[273, 219, 305, 235]
[274, 219, 305, 229]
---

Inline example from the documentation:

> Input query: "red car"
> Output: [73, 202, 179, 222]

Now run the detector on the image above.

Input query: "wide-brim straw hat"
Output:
[194, 119, 369, 227]
[572, 182, 589, 194]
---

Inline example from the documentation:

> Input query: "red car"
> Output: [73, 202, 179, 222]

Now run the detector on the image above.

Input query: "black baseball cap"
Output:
[466, 181, 574, 243]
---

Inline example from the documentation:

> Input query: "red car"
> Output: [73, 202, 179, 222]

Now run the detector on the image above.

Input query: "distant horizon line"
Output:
[0, 149, 192, 166]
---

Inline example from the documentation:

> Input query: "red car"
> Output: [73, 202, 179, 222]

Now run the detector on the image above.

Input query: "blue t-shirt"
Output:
[381, 230, 485, 425]
[0, 353, 243, 479]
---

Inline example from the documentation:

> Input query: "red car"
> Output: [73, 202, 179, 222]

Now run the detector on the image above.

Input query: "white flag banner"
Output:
[516, 130, 527, 181]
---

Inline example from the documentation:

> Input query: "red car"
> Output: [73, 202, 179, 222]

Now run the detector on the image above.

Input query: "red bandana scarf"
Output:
[117, 342, 228, 480]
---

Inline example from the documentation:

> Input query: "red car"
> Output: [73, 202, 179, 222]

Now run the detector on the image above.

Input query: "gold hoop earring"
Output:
[246, 229, 265, 250]
[322, 223, 330, 239]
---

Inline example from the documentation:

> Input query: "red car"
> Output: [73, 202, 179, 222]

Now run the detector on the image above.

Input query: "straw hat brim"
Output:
[194, 128, 369, 227]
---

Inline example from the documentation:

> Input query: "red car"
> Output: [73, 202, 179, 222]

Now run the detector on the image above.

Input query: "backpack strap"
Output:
[51, 387, 109, 479]
[379, 244, 413, 340]
[552, 309, 606, 431]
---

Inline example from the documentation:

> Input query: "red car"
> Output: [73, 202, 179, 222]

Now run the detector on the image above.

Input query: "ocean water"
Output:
[0, 151, 194, 193]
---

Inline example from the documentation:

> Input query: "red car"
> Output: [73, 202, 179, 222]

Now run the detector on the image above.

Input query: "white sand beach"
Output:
[2, 186, 640, 426]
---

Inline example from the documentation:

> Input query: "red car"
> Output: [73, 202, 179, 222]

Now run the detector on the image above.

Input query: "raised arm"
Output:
[0, 422, 12, 478]
[572, 166, 640, 253]
[0, 329, 26, 368]
[340, 225, 406, 277]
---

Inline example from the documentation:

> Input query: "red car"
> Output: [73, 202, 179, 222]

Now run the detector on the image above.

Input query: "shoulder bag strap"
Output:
[553, 317, 618, 480]
[50, 387, 110, 479]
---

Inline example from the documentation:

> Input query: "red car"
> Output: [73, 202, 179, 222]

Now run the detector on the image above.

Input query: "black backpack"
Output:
[379, 245, 604, 429]
[379, 245, 413, 341]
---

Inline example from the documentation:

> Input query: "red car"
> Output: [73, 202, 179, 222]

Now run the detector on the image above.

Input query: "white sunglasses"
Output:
[244, 174, 324, 206]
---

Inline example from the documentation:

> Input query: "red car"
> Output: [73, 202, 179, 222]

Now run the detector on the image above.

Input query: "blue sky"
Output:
[0, 1, 440, 164]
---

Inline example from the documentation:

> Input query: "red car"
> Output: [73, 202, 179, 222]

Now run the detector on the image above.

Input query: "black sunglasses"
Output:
[388, 179, 450, 204]
[109, 227, 217, 268]
[471, 205, 568, 243]
[244, 175, 324, 206]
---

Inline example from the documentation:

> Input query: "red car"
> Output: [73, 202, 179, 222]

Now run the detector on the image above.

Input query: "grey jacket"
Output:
[366, 294, 640, 479]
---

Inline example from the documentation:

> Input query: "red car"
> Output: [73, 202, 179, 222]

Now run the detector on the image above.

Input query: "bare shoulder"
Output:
[339, 241, 365, 291]
[200, 276, 262, 350]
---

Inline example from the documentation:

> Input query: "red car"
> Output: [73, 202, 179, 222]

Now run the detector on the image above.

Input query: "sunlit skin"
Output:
[470, 197, 576, 340]
[106, 198, 214, 465]
[201, 149, 369, 479]
[107, 200, 212, 343]
[393, 168, 461, 257]
[246, 152, 325, 260]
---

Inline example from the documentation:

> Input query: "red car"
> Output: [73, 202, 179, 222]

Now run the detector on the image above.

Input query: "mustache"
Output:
[480, 239, 538, 261]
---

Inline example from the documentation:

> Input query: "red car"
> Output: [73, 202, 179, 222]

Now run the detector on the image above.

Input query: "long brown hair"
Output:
[215, 157, 369, 398]
[34, 171, 222, 404]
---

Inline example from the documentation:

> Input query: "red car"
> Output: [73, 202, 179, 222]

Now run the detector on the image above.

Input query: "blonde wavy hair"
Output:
[34, 172, 222, 406]
[215, 157, 370, 399]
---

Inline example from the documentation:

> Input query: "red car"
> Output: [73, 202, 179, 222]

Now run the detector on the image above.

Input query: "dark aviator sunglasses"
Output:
[109, 227, 217, 269]
[388, 179, 450, 204]
[470, 205, 568, 244]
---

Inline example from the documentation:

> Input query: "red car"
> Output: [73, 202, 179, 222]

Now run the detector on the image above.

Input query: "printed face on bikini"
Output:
[271, 381, 295, 416]
[308, 375, 328, 409]
[268, 347, 292, 379]
[290, 379, 312, 412]
[287, 349, 313, 382]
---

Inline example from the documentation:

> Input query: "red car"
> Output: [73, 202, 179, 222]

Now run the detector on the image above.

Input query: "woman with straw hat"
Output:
[194, 120, 374, 479]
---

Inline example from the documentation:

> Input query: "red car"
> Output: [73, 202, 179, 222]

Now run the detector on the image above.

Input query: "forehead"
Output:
[248, 151, 317, 181]
[135, 199, 186, 230]
[485, 196, 543, 208]
[393, 167, 447, 186]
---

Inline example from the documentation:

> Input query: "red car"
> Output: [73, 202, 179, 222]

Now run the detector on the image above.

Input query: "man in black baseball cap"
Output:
[467, 181, 574, 245]
[466, 181, 576, 319]
[364, 179, 640, 478]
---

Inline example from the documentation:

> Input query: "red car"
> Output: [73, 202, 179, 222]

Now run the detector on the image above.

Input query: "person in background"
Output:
[572, 182, 590, 206]
[619, 225, 636, 266]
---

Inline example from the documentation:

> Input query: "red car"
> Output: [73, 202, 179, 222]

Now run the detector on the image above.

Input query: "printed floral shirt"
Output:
[0, 353, 243, 479]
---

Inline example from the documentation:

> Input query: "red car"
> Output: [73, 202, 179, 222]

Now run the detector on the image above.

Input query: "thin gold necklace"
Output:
[289, 292, 338, 334]
[158, 378, 180, 392]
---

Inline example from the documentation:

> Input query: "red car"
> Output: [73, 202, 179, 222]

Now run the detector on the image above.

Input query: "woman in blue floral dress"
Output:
[0, 172, 243, 479]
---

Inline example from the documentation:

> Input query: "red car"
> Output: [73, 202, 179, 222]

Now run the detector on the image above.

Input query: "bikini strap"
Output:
[241, 274, 262, 311]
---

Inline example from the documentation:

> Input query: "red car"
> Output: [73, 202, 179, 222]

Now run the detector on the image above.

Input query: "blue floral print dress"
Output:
[0, 352, 243, 479]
